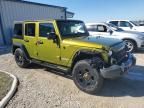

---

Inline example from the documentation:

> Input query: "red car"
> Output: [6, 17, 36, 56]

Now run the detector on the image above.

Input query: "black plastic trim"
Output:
[12, 42, 30, 61]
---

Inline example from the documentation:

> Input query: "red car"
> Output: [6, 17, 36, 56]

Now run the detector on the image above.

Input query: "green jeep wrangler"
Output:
[12, 20, 136, 94]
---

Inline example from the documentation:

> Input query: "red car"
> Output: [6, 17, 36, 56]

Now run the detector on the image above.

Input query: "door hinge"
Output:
[36, 52, 38, 56]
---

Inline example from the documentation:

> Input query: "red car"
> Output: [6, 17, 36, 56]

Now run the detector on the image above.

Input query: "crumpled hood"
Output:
[63, 36, 123, 49]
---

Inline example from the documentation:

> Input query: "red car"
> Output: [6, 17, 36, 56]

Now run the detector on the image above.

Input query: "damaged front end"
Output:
[100, 42, 136, 79]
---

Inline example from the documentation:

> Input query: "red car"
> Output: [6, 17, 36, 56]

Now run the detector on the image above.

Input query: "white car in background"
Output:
[86, 23, 144, 52]
[107, 20, 144, 33]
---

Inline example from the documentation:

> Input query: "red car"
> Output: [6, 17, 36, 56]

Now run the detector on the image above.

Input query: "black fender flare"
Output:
[12, 43, 30, 61]
[71, 49, 104, 69]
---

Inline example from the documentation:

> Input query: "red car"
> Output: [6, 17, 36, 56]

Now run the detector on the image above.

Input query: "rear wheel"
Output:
[124, 40, 137, 52]
[14, 48, 30, 68]
[72, 60, 103, 94]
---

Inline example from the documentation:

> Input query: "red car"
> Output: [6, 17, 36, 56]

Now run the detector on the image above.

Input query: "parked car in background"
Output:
[86, 23, 144, 52]
[140, 23, 144, 26]
[107, 20, 144, 33]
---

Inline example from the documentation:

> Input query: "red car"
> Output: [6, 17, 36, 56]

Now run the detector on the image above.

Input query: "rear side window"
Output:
[109, 21, 118, 26]
[87, 25, 97, 32]
[120, 21, 133, 27]
[25, 23, 35, 36]
[39, 23, 55, 37]
[14, 23, 23, 39]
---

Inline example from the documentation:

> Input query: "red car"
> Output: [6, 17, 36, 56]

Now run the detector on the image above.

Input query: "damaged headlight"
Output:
[108, 50, 113, 56]
[111, 57, 117, 65]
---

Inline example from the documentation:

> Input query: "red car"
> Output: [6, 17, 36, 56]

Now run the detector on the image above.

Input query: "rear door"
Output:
[24, 23, 37, 59]
[36, 21, 61, 64]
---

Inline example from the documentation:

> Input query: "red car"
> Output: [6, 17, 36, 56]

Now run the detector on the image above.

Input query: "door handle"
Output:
[63, 45, 70, 49]
[24, 39, 29, 42]
[36, 40, 43, 45]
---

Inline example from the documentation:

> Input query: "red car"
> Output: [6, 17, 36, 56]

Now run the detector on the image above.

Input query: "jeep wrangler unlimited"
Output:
[12, 20, 136, 94]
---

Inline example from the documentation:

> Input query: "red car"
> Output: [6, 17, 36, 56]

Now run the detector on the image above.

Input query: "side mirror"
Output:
[130, 26, 133, 29]
[108, 29, 113, 34]
[47, 32, 57, 40]
[47, 32, 59, 45]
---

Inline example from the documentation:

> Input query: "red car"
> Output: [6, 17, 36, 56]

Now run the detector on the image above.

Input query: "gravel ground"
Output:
[0, 72, 13, 100]
[0, 49, 144, 108]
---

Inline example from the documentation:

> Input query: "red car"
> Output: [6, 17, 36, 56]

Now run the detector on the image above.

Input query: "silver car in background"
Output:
[86, 23, 144, 52]
[107, 20, 144, 33]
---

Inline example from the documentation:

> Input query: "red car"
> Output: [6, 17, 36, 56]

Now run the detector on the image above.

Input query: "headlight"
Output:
[111, 57, 117, 64]
[108, 50, 113, 56]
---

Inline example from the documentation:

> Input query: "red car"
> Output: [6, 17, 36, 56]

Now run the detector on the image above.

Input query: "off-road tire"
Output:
[72, 59, 103, 94]
[14, 48, 30, 68]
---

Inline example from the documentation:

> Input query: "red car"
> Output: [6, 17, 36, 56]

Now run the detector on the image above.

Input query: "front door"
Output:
[119, 21, 133, 31]
[96, 25, 110, 36]
[36, 22, 61, 64]
[24, 23, 37, 59]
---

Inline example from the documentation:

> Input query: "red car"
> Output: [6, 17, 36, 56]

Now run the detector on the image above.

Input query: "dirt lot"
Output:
[0, 72, 13, 101]
[0, 49, 144, 108]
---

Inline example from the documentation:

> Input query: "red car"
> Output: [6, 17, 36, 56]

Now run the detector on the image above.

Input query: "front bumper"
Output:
[137, 39, 144, 48]
[100, 53, 136, 79]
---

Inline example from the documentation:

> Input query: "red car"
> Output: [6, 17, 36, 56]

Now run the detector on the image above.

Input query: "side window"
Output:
[120, 21, 132, 27]
[39, 23, 55, 37]
[14, 24, 23, 38]
[109, 21, 118, 26]
[25, 23, 35, 36]
[87, 25, 97, 32]
[97, 25, 107, 32]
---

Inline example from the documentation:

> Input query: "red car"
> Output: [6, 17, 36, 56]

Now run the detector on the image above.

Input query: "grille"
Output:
[112, 46, 127, 64]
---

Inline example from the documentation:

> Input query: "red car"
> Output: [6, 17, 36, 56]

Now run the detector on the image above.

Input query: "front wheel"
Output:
[72, 60, 103, 94]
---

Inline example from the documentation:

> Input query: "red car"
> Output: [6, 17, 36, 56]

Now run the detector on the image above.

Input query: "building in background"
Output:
[0, 0, 74, 45]
[66, 11, 74, 19]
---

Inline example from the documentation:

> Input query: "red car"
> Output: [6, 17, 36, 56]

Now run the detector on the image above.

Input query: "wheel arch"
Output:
[12, 43, 30, 60]
[122, 38, 137, 45]
[71, 50, 103, 70]
[122, 38, 137, 48]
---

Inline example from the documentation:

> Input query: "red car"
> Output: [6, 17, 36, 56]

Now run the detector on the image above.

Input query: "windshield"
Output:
[107, 23, 124, 31]
[57, 20, 89, 38]
[130, 21, 139, 26]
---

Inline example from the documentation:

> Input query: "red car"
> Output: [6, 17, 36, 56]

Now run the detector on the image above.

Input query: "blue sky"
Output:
[26, 0, 144, 23]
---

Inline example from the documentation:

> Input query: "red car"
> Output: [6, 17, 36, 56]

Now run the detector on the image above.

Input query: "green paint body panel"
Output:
[13, 20, 123, 68]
